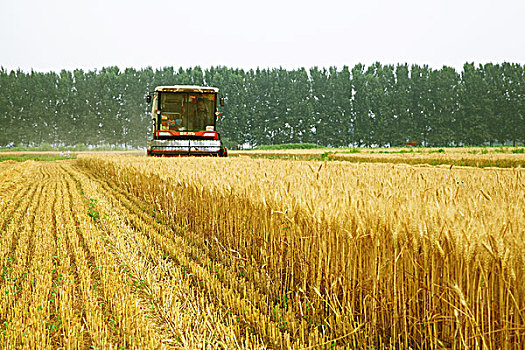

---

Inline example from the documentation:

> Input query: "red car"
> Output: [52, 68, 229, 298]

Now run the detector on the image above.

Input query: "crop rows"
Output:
[75, 155, 525, 349]
[0, 156, 524, 349]
[0, 162, 167, 348]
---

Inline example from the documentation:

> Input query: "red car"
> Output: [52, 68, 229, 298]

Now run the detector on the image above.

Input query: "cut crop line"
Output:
[69, 164, 248, 348]
[53, 174, 93, 348]
[62, 164, 164, 348]
[99, 185, 239, 348]
[0, 180, 36, 241]
[61, 169, 122, 347]
[86, 167, 282, 315]
[79, 172, 298, 348]
[0, 179, 43, 290]
[77, 162, 331, 348]
[1, 165, 58, 348]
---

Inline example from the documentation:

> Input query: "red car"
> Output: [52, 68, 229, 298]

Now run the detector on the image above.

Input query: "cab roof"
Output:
[155, 85, 219, 93]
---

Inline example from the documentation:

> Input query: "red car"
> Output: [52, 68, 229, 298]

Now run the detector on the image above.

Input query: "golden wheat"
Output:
[0, 154, 523, 349]
[76, 155, 525, 348]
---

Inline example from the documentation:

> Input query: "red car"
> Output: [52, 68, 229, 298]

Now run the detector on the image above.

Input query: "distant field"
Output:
[0, 154, 77, 162]
[232, 146, 525, 168]
[0, 150, 144, 165]
[2, 146, 524, 168]
[0, 152, 524, 348]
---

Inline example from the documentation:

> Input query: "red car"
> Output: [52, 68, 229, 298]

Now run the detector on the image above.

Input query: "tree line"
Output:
[0, 63, 523, 148]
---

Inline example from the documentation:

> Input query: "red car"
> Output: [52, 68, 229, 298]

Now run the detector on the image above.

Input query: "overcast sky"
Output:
[1, 0, 524, 73]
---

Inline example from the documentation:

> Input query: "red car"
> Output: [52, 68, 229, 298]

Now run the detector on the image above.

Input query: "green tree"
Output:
[351, 64, 371, 146]
[458, 63, 491, 145]
[392, 64, 411, 146]
[427, 66, 460, 146]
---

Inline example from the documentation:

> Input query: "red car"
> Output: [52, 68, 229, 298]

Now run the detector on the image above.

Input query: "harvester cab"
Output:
[146, 85, 228, 157]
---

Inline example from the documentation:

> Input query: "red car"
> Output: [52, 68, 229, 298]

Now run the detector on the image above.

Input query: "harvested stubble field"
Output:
[0, 154, 524, 349]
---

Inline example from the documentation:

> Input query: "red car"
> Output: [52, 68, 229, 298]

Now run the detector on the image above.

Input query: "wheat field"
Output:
[0, 155, 523, 349]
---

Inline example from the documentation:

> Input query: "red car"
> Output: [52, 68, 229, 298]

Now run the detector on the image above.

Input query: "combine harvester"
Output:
[146, 85, 228, 156]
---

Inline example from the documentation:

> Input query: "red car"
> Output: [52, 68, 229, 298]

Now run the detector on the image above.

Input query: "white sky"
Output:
[1, 0, 524, 73]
